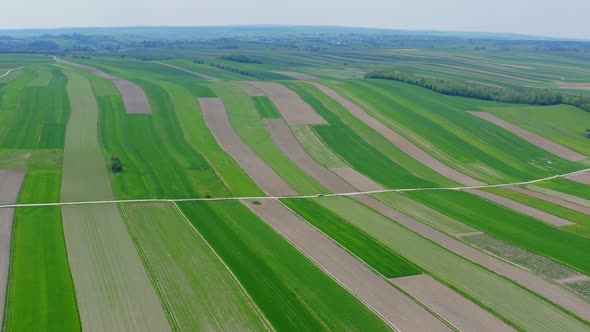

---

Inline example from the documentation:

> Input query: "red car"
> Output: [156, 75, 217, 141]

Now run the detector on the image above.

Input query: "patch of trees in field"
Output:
[218, 54, 263, 64]
[366, 70, 590, 113]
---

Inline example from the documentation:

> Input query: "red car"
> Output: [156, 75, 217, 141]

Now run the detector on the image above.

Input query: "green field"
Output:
[60, 68, 113, 201]
[179, 200, 392, 331]
[121, 202, 267, 331]
[3, 28, 590, 330]
[4, 207, 81, 332]
[327, 80, 582, 183]
[252, 96, 281, 118]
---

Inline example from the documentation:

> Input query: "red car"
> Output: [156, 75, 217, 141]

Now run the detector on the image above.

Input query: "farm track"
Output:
[0, 168, 588, 209]
[0, 67, 25, 79]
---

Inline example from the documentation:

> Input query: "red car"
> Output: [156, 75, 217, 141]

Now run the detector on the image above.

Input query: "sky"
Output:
[2, 0, 589, 39]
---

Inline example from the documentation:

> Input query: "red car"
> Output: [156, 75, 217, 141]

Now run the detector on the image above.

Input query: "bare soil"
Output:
[0, 208, 14, 327]
[567, 172, 590, 185]
[330, 167, 384, 192]
[463, 189, 574, 227]
[0, 169, 25, 204]
[264, 118, 355, 193]
[0, 169, 24, 326]
[272, 71, 319, 80]
[557, 83, 590, 91]
[468, 112, 586, 161]
[111, 79, 151, 114]
[507, 186, 590, 216]
[391, 274, 515, 332]
[353, 194, 590, 321]
[63, 60, 151, 114]
[247, 199, 451, 331]
[153, 62, 219, 81]
[247, 82, 327, 125]
[199, 98, 297, 197]
[309, 82, 485, 186]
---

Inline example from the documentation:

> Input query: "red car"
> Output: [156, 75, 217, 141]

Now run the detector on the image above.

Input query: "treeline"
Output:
[219, 54, 263, 64]
[208, 63, 258, 78]
[365, 70, 590, 112]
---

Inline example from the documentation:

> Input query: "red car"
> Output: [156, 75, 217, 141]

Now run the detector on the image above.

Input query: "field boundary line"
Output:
[1, 168, 589, 209]
[171, 202, 275, 332]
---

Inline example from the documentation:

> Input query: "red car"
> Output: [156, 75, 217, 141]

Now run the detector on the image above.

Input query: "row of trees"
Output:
[208, 63, 257, 78]
[365, 70, 590, 112]
[218, 54, 263, 64]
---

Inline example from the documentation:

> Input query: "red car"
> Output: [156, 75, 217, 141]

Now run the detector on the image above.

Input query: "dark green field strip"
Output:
[340, 80, 580, 182]
[538, 178, 590, 201]
[0, 67, 69, 150]
[252, 96, 281, 118]
[38, 123, 66, 148]
[4, 207, 81, 332]
[485, 187, 590, 238]
[282, 198, 421, 278]
[179, 200, 391, 331]
[407, 190, 590, 276]
[97, 79, 228, 199]
[284, 82, 435, 189]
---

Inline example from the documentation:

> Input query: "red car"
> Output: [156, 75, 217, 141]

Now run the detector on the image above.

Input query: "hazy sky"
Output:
[3, 0, 589, 39]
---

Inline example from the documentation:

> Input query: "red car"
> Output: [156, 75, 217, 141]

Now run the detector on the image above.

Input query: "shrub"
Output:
[111, 157, 123, 173]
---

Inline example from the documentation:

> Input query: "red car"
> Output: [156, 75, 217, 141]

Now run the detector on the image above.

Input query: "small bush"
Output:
[111, 157, 123, 173]
[585, 129, 590, 138]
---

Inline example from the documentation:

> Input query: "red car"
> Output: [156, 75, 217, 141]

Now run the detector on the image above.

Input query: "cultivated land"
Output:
[3, 29, 590, 331]
[121, 202, 267, 331]
[0, 169, 24, 326]
[247, 82, 327, 125]
[199, 97, 296, 196]
[201, 93, 446, 329]
[468, 111, 586, 161]
[390, 274, 515, 332]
